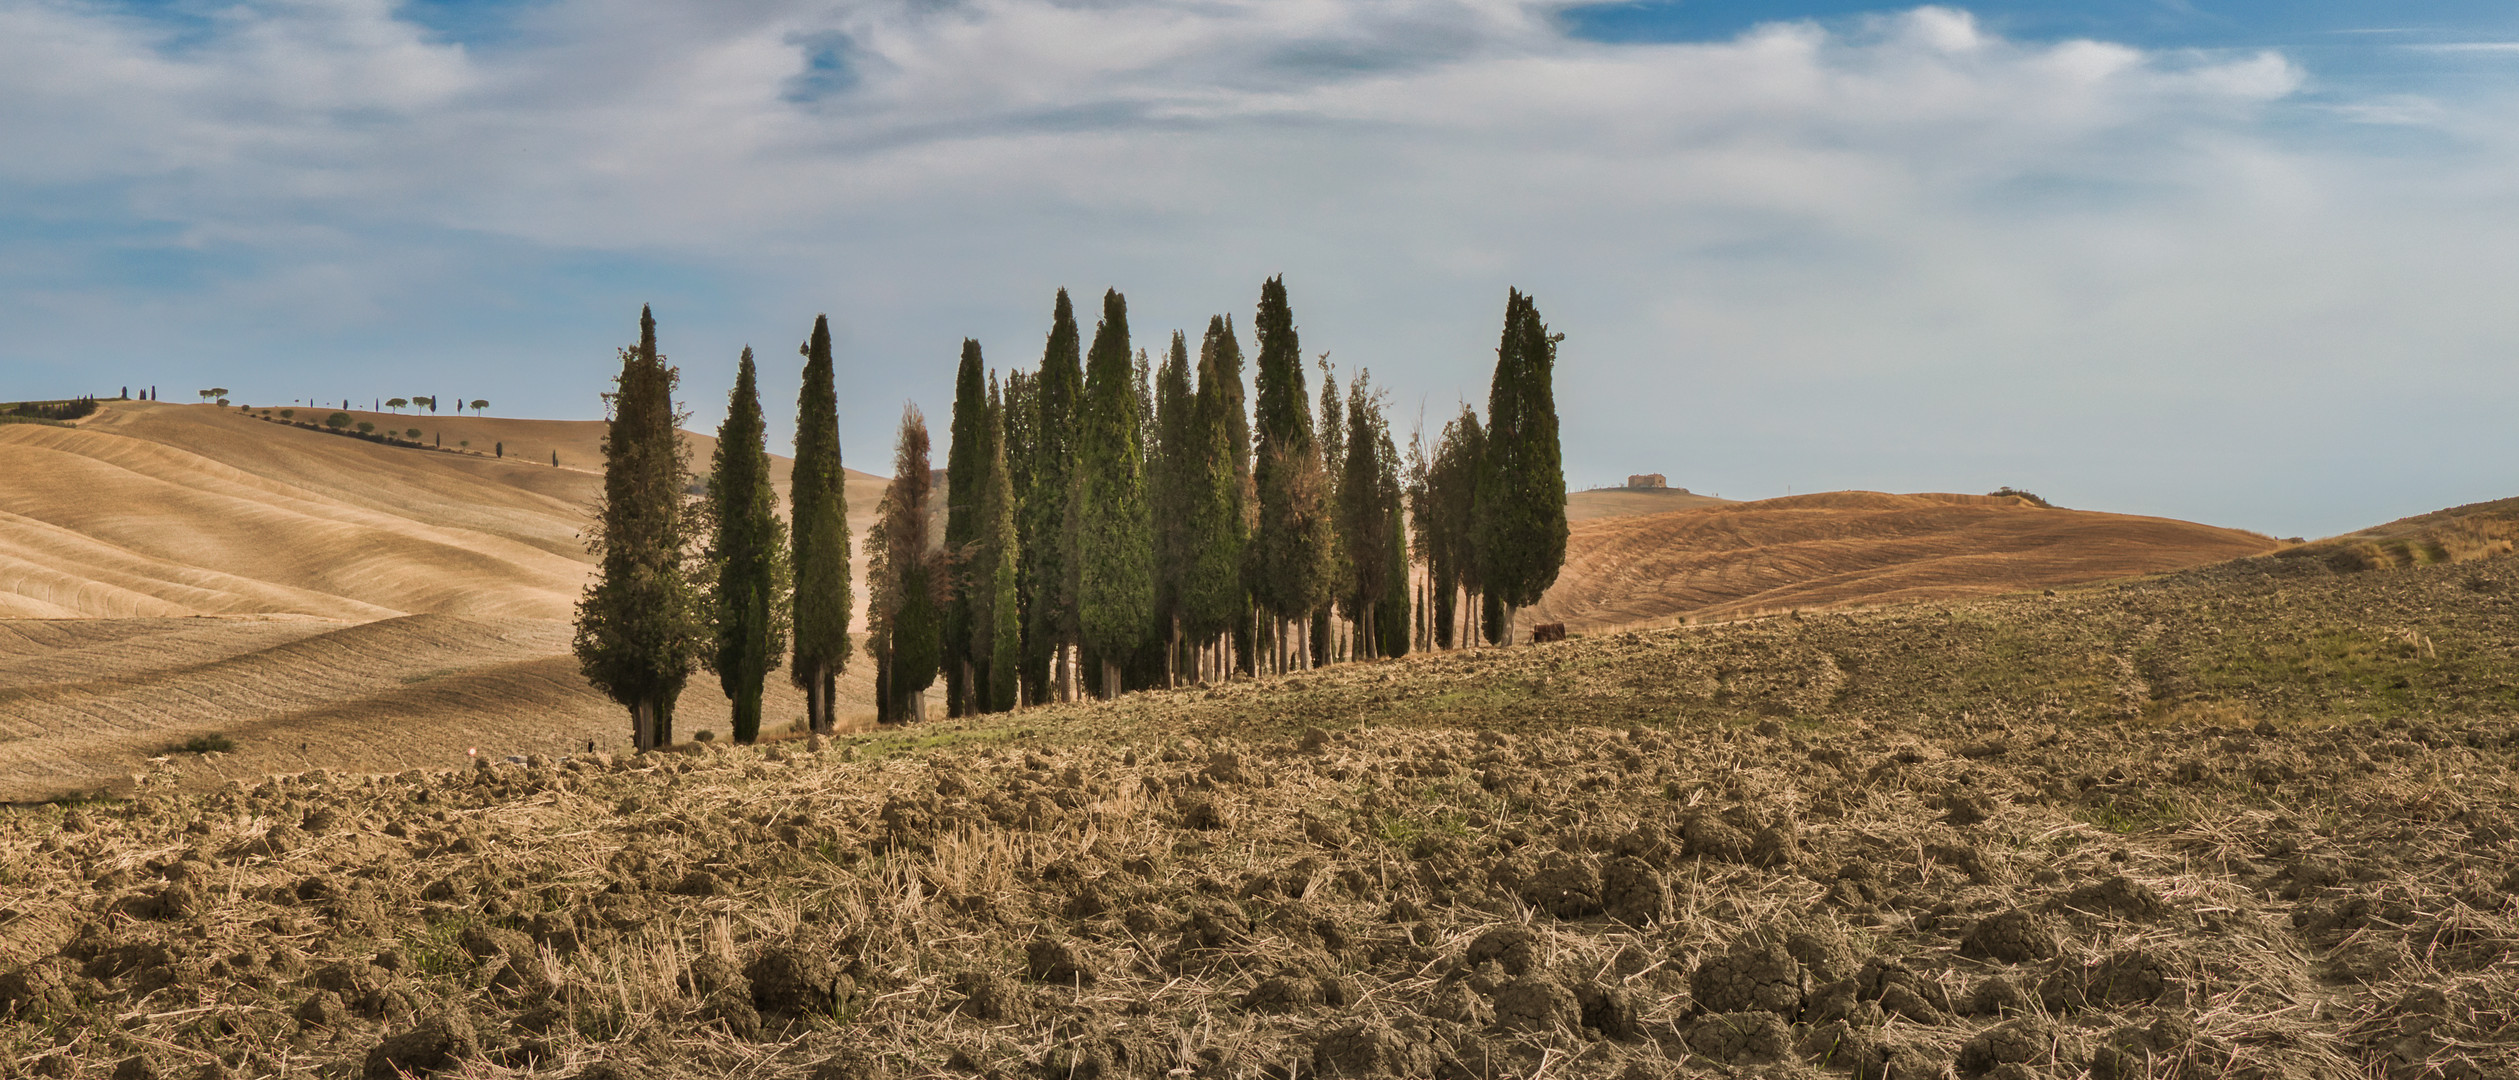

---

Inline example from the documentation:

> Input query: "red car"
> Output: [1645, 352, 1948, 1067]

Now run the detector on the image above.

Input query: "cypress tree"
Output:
[1378, 447, 1411, 660]
[1183, 319, 1250, 683]
[1074, 289, 1153, 698]
[1417, 405, 1484, 649]
[1200, 315, 1256, 677]
[1247, 277, 1331, 672]
[704, 347, 788, 744]
[943, 339, 989, 717]
[1028, 291, 1085, 700]
[1314, 361, 1345, 666]
[1001, 369, 1041, 703]
[1473, 289, 1569, 643]
[871, 406, 942, 721]
[1150, 331, 1195, 684]
[572, 305, 701, 751]
[789, 315, 853, 734]
[1337, 372, 1391, 660]
[980, 375, 1023, 711]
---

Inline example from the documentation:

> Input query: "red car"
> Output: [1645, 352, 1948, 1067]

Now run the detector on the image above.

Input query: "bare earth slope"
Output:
[1527, 491, 2279, 631]
[0, 402, 888, 800]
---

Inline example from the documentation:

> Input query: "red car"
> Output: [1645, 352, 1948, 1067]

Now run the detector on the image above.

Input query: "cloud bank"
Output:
[3, 1, 2516, 537]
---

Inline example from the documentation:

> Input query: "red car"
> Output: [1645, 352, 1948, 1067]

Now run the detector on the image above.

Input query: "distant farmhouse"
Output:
[1626, 473, 1666, 489]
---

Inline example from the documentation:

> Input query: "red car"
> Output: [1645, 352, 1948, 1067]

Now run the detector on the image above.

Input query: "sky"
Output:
[5, 1, 2519, 539]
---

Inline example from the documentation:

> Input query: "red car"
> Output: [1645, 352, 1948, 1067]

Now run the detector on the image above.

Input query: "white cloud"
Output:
[3, 1, 2518, 536]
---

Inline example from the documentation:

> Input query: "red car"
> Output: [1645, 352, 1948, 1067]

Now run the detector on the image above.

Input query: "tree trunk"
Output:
[632, 700, 655, 752]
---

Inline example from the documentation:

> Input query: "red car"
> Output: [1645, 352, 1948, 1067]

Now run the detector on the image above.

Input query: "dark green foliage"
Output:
[869, 407, 942, 722]
[1337, 373, 1399, 659]
[3, 396, 97, 421]
[1001, 369, 1043, 703]
[1182, 319, 1251, 661]
[1379, 474, 1412, 659]
[1315, 362, 1346, 666]
[1474, 289, 1569, 631]
[789, 315, 853, 735]
[1200, 316, 1257, 676]
[944, 340, 990, 716]
[325, 412, 351, 430]
[1248, 277, 1332, 653]
[1150, 331, 1196, 677]
[1028, 291, 1085, 699]
[1482, 587, 1506, 646]
[704, 347, 789, 745]
[981, 376, 1023, 712]
[1416, 406, 1483, 648]
[1075, 290, 1153, 697]
[573, 305, 702, 750]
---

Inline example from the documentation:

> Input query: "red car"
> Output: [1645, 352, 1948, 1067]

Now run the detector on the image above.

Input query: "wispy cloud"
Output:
[1, 2, 2516, 537]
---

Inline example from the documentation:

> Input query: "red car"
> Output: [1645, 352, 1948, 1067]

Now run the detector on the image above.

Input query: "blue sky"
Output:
[5, 1, 2519, 538]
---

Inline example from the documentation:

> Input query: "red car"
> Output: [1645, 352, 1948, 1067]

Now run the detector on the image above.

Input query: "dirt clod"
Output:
[1690, 938, 1806, 1017]
[745, 947, 841, 1018]
[1311, 1019, 1434, 1078]
[1959, 909, 2056, 964]
[361, 1011, 479, 1080]
[1686, 1011, 1793, 1064]
[1956, 1017, 2061, 1077]
[1492, 973, 1580, 1033]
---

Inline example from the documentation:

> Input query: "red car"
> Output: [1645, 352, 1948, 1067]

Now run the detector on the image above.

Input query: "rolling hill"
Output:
[0, 401, 888, 801]
[1523, 490, 2281, 632]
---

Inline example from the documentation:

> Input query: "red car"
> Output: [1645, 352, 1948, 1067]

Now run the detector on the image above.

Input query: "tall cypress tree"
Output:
[1150, 331, 1195, 683]
[1418, 405, 1483, 649]
[1184, 318, 1251, 682]
[1473, 289, 1568, 643]
[705, 347, 788, 744]
[943, 339, 989, 717]
[1314, 361, 1346, 666]
[1201, 315, 1257, 677]
[1075, 289, 1152, 698]
[789, 315, 852, 733]
[1248, 277, 1331, 672]
[573, 305, 701, 750]
[871, 406, 942, 721]
[1337, 372, 1391, 660]
[1029, 291, 1085, 700]
[1001, 369, 1041, 703]
[1377, 430, 1412, 660]
[980, 375, 1023, 711]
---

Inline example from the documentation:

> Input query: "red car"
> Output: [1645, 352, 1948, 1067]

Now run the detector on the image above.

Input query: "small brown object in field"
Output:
[1956, 1017, 2061, 1076]
[1960, 910, 2057, 965]
[1025, 936, 1097, 986]
[1493, 973, 1580, 1033]
[1311, 1019, 1434, 1079]
[361, 1011, 479, 1080]
[746, 946, 843, 1018]
[1686, 1011, 1793, 1064]
[1691, 939, 1806, 1016]
[1531, 622, 1567, 644]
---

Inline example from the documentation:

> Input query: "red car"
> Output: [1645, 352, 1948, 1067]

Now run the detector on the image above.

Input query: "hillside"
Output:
[0, 401, 890, 800]
[1565, 485, 1731, 523]
[0, 548, 2511, 1079]
[1524, 491, 2280, 632]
